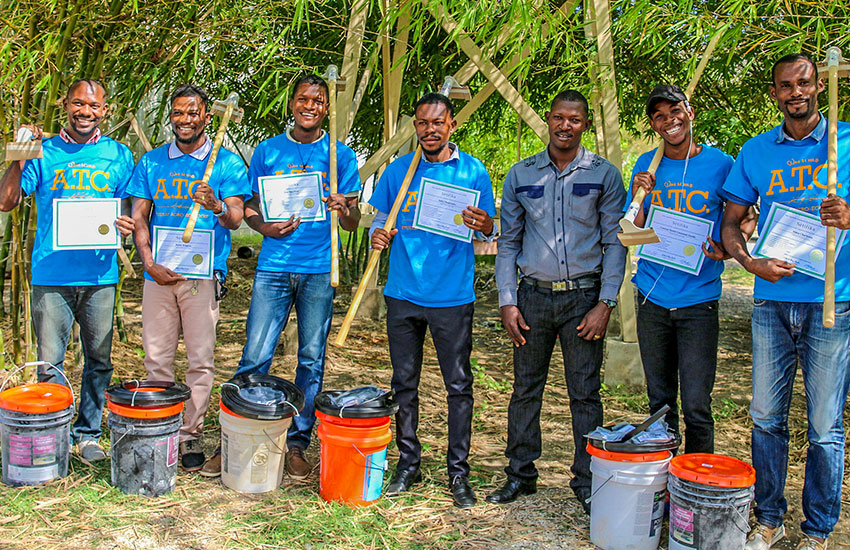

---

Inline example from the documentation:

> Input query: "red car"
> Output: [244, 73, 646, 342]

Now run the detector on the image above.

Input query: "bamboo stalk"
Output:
[823, 46, 841, 328]
[328, 67, 341, 288]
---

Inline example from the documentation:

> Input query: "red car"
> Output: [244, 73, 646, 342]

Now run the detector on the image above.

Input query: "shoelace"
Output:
[748, 525, 774, 542]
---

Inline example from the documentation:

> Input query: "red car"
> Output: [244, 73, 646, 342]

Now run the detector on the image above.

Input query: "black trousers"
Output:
[505, 283, 604, 492]
[385, 296, 475, 478]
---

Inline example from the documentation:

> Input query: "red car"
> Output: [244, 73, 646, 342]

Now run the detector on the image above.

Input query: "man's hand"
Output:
[323, 193, 350, 218]
[576, 302, 612, 341]
[114, 215, 135, 237]
[371, 227, 398, 250]
[632, 171, 656, 198]
[462, 205, 494, 236]
[746, 257, 795, 283]
[821, 194, 850, 230]
[192, 182, 223, 213]
[501, 305, 530, 347]
[145, 262, 186, 286]
[702, 236, 730, 261]
[260, 216, 301, 238]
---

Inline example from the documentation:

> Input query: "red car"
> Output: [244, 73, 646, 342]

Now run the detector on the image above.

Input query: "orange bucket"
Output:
[316, 410, 392, 506]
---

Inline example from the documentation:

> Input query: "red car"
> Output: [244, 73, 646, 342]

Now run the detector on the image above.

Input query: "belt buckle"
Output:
[552, 281, 567, 292]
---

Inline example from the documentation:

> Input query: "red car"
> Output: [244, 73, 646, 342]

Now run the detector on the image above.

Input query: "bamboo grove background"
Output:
[1, 0, 849, 369]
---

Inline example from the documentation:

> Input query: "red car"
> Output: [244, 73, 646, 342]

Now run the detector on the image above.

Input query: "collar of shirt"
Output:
[775, 112, 827, 144]
[59, 127, 101, 145]
[423, 142, 460, 163]
[168, 135, 212, 160]
[285, 128, 326, 144]
[535, 145, 593, 175]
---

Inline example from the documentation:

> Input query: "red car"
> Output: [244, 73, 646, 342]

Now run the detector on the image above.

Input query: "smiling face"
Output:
[770, 59, 824, 120]
[545, 100, 590, 154]
[414, 101, 456, 157]
[648, 100, 694, 147]
[63, 82, 107, 139]
[169, 95, 210, 146]
[289, 83, 328, 133]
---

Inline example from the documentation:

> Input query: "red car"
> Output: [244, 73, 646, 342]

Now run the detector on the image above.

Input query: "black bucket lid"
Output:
[105, 380, 191, 407]
[314, 389, 399, 418]
[220, 374, 304, 420]
[587, 429, 682, 454]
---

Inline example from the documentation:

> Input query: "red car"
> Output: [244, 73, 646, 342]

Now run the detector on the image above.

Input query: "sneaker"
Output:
[200, 446, 222, 478]
[78, 440, 107, 462]
[286, 447, 310, 479]
[745, 523, 786, 550]
[797, 535, 828, 550]
[180, 439, 205, 472]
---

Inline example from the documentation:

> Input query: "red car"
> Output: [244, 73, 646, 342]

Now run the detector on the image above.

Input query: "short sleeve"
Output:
[127, 155, 153, 199]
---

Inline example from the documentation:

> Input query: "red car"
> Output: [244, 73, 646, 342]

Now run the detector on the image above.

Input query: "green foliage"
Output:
[600, 382, 649, 413]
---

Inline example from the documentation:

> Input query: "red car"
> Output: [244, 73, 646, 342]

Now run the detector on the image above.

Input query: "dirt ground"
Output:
[1, 253, 849, 549]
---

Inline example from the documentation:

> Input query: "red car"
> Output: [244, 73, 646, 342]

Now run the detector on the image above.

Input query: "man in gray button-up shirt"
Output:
[487, 90, 626, 512]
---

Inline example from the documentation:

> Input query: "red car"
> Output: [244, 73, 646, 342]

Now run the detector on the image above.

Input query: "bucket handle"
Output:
[584, 473, 615, 505]
[262, 428, 287, 455]
[0, 361, 77, 410]
[351, 443, 388, 473]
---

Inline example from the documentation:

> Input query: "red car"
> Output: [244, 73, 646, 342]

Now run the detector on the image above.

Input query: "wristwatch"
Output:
[600, 299, 617, 310]
[214, 200, 228, 217]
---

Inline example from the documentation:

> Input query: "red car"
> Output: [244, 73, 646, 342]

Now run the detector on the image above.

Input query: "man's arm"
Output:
[244, 192, 301, 238]
[495, 167, 529, 346]
[132, 197, 185, 285]
[0, 161, 25, 212]
[721, 201, 794, 282]
[326, 194, 360, 231]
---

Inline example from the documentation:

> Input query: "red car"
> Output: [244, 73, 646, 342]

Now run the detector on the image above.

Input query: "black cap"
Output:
[646, 85, 688, 116]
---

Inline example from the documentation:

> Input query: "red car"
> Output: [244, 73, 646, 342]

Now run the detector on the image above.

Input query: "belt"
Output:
[521, 275, 600, 292]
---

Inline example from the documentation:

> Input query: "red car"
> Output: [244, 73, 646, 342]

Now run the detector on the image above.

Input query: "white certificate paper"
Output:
[412, 178, 480, 242]
[635, 205, 714, 276]
[752, 202, 846, 280]
[52, 198, 121, 250]
[152, 226, 214, 279]
[258, 172, 326, 222]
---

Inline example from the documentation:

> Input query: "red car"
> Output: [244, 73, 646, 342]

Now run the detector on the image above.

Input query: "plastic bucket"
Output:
[587, 443, 672, 550]
[667, 453, 755, 550]
[0, 382, 74, 487]
[316, 410, 392, 506]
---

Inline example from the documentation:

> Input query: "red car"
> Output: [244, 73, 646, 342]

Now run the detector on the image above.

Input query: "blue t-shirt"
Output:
[21, 135, 134, 286]
[249, 132, 361, 273]
[723, 118, 850, 302]
[369, 148, 497, 307]
[127, 142, 250, 279]
[626, 145, 734, 308]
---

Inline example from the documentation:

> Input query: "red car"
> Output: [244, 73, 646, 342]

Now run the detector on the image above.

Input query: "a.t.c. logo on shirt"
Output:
[50, 166, 111, 193]
[153, 176, 203, 199]
[401, 191, 418, 212]
[648, 182, 710, 214]
[767, 158, 843, 197]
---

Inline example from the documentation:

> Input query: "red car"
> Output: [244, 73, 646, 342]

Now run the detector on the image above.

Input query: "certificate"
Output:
[412, 178, 480, 242]
[635, 205, 713, 276]
[52, 198, 121, 250]
[258, 172, 326, 222]
[152, 226, 214, 279]
[752, 202, 846, 280]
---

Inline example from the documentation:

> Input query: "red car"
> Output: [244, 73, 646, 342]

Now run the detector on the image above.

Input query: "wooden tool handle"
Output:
[182, 93, 238, 243]
[334, 145, 423, 346]
[824, 47, 841, 327]
[329, 74, 340, 288]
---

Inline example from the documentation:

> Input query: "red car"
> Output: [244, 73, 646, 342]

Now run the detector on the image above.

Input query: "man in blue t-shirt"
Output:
[0, 79, 135, 462]
[626, 85, 748, 455]
[129, 84, 250, 472]
[230, 74, 361, 480]
[369, 93, 496, 508]
[722, 54, 850, 550]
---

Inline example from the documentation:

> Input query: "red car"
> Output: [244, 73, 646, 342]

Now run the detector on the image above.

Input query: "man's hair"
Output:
[771, 53, 819, 85]
[67, 78, 106, 98]
[414, 93, 455, 118]
[170, 84, 210, 110]
[290, 74, 329, 100]
[551, 90, 589, 117]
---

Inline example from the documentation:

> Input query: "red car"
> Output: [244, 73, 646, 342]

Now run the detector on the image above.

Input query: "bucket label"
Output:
[671, 503, 696, 547]
[362, 448, 388, 502]
[8, 433, 57, 466]
[251, 443, 269, 485]
[649, 489, 666, 537]
[8, 463, 59, 484]
[222, 433, 229, 474]
[166, 433, 179, 468]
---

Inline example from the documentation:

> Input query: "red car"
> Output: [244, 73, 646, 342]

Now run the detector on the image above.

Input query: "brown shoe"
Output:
[200, 446, 222, 478]
[286, 447, 310, 479]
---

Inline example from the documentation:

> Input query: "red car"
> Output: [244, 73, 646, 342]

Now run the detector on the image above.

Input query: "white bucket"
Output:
[589, 448, 672, 550]
[219, 407, 292, 493]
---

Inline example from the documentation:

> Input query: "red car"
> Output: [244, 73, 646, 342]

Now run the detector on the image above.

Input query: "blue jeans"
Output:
[751, 299, 850, 539]
[236, 270, 334, 450]
[32, 285, 116, 443]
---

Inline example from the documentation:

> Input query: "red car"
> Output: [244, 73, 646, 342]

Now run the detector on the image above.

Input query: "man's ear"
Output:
[769, 85, 777, 102]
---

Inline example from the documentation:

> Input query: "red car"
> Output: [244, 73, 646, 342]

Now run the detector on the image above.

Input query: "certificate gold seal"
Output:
[453, 214, 463, 225]
[810, 249, 824, 263]
[98, 224, 110, 235]
[303, 198, 315, 209]
[683, 244, 696, 257]
[192, 254, 203, 265]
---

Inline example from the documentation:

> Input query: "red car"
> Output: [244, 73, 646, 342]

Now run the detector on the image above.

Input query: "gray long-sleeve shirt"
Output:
[495, 146, 627, 307]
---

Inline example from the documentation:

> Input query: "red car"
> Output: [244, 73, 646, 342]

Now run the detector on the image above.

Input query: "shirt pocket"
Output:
[516, 185, 547, 220]
[569, 183, 602, 221]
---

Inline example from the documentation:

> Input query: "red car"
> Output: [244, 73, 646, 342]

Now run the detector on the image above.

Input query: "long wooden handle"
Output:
[182, 93, 238, 243]
[329, 77, 340, 288]
[334, 145, 423, 346]
[824, 47, 841, 327]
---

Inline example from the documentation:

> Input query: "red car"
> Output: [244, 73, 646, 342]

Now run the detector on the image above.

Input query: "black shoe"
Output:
[574, 488, 591, 515]
[485, 477, 537, 504]
[385, 468, 421, 497]
[180, 439, 205, 472]
[450, 476, 477, 508]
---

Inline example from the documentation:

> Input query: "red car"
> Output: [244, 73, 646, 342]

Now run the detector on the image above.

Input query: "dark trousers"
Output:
[385, 296, 474, 478]
[637, 293, 719, 454]
[505, 283, 603, 492]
